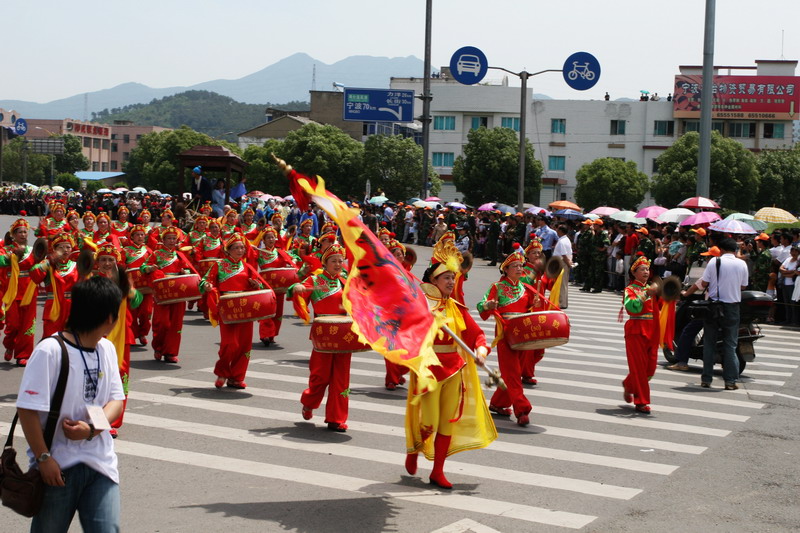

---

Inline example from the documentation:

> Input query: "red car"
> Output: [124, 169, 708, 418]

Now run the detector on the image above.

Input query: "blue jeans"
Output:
[675, 319, 704, 364]
[31, 463, 120, 533]
[702, 302, 740, 385]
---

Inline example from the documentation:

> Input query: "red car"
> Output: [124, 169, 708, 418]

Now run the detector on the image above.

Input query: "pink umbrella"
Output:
[589, 206, 620, 216]
[425, 196, 442, 202]
[678, 196, 720, 209]
[635, 205, 668, 219]
[478, 202, 495, 211]
[679, 211, 721, 226]
[707, 219, 757, 235]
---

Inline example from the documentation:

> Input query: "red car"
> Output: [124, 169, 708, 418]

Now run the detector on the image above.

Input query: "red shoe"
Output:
[429, 472, 452, 489]
[302, 407, 313, 420]
[635, 404, 651, 414]
[398, 376, 407, 386]
[522, 377, 538, 385]
[153, 351, 162, 361]
[327, 422, 347, 432]
[139, 336, 148, 346]
[164, 355, 179, 364]
[489, 404, 512, 417]
[109, 429, 118, 439]
[622, 382, 632, 404]
[17, 359, 27, 367]
[214, 377, 225, 389]
[385, 382, 397, 391]
[516, 414, 530, 427]
[4, 350, 12, 362]
[405, 453, 418, 475]
[226, 380, 246, 389]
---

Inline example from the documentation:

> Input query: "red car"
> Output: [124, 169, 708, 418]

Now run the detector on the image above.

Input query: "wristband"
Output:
[86, 422, 96, 441]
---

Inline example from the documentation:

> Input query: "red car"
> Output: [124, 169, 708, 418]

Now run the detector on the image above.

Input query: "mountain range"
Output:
[1, 53, 429, 120]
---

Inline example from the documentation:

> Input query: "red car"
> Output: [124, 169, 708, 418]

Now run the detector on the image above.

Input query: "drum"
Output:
[502, 310, 570, 350]
[197, 258, 220, 277]
[259, 267, 299, 293]
[152, 274, 201, 305]
[311, 315, 369, 353]
[126, 268, 153, 294]
[218, 289, 277, 324]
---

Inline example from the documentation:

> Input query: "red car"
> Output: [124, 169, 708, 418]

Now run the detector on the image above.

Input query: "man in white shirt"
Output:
[696, 238, 749, 389]
[552, 224, 574, 309]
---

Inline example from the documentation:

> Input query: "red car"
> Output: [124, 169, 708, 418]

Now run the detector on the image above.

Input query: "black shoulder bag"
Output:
[690, 257, 724, 322]
[0, 335, 69, 518]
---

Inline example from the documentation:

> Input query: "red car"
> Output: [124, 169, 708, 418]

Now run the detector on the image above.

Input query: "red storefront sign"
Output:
[67, 122, 110, 137]
[673, 75, 799, 120]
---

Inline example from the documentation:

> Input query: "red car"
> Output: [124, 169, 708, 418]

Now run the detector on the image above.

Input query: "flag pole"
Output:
[441, 324, 506, 390]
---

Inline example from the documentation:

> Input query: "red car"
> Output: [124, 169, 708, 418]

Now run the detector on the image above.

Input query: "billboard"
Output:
[673, 75, 799, 120]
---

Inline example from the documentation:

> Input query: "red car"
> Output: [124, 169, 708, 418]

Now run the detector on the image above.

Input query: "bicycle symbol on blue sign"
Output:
[567, 62, 596, 81]
[14, 118, 28, 136]
[562, 52, 601, 91]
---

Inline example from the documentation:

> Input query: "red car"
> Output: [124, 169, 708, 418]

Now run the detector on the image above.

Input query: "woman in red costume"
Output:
[93, 213, 121, 248]
[240, 208, 259, 242]
[622, 253, 660, 414]
[256, 226, 297, 347]
[288, 243, 351, 432]
[35, 200, 68, 239]
[193, 218, 224, 319]
[1, 219, 38, 365]
[80, 211, 96, 241]
[141, 226, 199, 363]
[220, 209, 240, 240]
[477, 248, 543, 426]
[201, 233, 270, 389]
[382, 239, 413, 390]
[147, 209, 185, 249]
[28, 233, 80, 339]
[187, 215, 209, 247]
[111, 205, 131, 242]
[519, 238, 557, 385]
[123, 225, 154, 346]
[405, 237, 496, 489]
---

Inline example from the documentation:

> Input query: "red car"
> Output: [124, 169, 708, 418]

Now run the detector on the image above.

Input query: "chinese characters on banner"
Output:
[673, 75, 799, 120]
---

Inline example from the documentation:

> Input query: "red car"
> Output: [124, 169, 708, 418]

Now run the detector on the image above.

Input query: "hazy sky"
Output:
[6, 0, 798, 103]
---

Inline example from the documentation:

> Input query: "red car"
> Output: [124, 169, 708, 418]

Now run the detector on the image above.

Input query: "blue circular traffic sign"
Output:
[562, 52, 601, 91]
[449, 46, 488, 85]
[13, 118, 28, 136]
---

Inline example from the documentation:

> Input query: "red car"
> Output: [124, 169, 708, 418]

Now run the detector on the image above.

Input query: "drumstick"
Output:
[440, 324, 506, 390]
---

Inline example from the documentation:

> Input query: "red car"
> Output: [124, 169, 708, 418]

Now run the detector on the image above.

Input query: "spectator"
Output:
[778, 244, 800, 326]
[229, 175, 248, 202]
[211, 179, 226, 217]
[553, 224, 574, 309]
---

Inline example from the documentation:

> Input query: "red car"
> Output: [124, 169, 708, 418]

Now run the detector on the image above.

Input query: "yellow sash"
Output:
[48, 267, 61, 321]
[2, 255, 20, 307]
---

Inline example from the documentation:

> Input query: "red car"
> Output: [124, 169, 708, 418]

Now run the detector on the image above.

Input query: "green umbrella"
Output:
[725, 212, 768, 231]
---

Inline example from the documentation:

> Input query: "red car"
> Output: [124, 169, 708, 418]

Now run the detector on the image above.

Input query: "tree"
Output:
[86, 180, 104, 194]
[242, 139, 290, 197]
[651, 131, 760, 211]
[55, 173, 81, 191]
[755, 147, 800, 212]
[362, 134, 440, 200]
[279, 123, 365, 197]
[54, 134, 89, 174]
[574, 158, 649, 211]
[452, 127, 542, 206]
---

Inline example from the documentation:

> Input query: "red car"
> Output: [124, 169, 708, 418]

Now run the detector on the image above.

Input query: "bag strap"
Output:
[715, 257, 722, 302]
[4, 335, 70, 450]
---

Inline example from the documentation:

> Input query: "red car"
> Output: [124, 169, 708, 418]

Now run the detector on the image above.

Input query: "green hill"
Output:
[90, 90, 309, 141]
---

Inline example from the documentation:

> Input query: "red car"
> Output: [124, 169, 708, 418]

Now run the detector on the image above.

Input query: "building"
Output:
[107, 121, 170, 172]
[391, 59, 798, 205]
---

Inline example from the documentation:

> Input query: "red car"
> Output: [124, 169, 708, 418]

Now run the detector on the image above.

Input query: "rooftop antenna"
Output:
[83, 93, 88, 121]
[311, 63, 316, 92]
[781, 30, 785, 60]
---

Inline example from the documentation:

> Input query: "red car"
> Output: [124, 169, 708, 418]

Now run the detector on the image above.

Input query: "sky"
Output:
[6, 0, 799, 104]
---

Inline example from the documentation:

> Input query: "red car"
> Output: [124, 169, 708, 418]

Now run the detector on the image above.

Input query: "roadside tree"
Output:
[574, 158, 649, 211]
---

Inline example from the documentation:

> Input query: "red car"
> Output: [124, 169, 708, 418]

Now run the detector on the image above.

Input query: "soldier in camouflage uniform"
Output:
[419, 208, 434, 246]
[575, 220, 595, 287]
[486, 212, 500, 265]
[751, 233, 773, 292]
[584, 219, 610, 293]
[635, 227, 656, 262]
[686, 227, 708, 266]
[394, 204, 407, 241]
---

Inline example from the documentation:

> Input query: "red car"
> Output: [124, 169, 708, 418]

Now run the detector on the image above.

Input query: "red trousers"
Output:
[131, 294, 154, 339]
[489, 341, 532, 417]
[3, 301, 36, 361]
[301, 350, 351, 425]
[258, 293, 285, 339]
[215, 321, 253, 382]
[152, 301, 186, 356]
[521, 349, 544, 379]
[623, 328, 658, 406]
[111, 344, 131, 429]
[384, 360, 409, 387]
[41, 300, 72, 339]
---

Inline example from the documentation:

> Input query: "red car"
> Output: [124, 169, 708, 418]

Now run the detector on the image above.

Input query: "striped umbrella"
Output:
[753, 207, 798, 224]
[708, 219, 758, 235]
[677, 196, 720, 209]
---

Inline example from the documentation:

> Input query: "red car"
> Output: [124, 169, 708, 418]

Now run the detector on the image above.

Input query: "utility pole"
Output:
[696, 0, 715, 198]
[420, 0, 433, 199]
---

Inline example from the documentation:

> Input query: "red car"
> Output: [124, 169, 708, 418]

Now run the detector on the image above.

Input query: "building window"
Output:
[712, 122, 724, 134]
[123, 134, 130, 144]
[92, 138, 100, 149]
[102, 139, 110, 150]
[136, 134, 142, 141]
[101, 162, 109, 172]
[764, 123, 785, 139]
[501, 117, 520, 132]
[684, 121, 700, 133]
[470, 116, 489, 130]
[653, 158, 660, 174]
[610, 120, 626, 135]
[110, 133, 117, 140]
[111, 143, 118, 153]
[653, 120, 675, 136]
[92, 162, 99, 171]
[611, 157, 626, 161]
[433, 116, 455, 130]
[83, 137, 91, 148]
[110, 161, 118, 170]
[729, 122, 755, 138]
[551, 118, 566, 134]
[548, 155, 566, 171]
[122, 152, 130, 161]
[432, 152, 455, 167]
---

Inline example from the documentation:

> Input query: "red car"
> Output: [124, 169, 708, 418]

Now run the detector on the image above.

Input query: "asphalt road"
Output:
[1, 220, 798, 532]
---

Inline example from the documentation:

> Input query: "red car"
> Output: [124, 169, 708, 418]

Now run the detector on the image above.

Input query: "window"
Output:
[123, 134, 130, 144]
[712, 122, 724, 134]
[548, 155, 566, 171]
[101, 162, 109, 172]
[110, 161, 118, 170]
[102, 139, 110, 150]
[136, 134, 142, 141]
[611, 157, 626, 162]
[111, 143, 118, 153]
[551, 118, 566, 134]
[729, 122, 755, 138]
[653, 158, 660, 174]
[433, 116, 455, 130]
[470, 116, 488, 130]
[83, 137, 91, 148]
[92, 162, 99, 171]
[610, 120, 626, 135]
[653, 120, 674, 136]
[432, 152, 455, 167]
[92, 138, 100, 149]
[684, 121, 700, 133]
[764, 123, 785, 139]
[110, 133, 117, 140]
[501, 117, 520, 132]
[122, 152, 130, 161]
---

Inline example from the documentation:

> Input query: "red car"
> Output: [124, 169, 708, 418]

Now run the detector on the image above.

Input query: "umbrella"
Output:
[724, 212, 768, 231]
[96, 188, 112, 194]
[446, 202, 467, 209]
[258, 194, 274, 201]
[425, 196, 442, 202]
[51, 185, 65, 192]
[610, 210, 646, 224]
[583, 213, 600, 221]
[132, 186, 148, 194]
[707, 219, 758, 235]
[525, 206, 551, 216]
[554, 208, 585, 220]
[148, 189, 161, 195]
[549, 200, 581, 211]
[635, 205, 668, 219]
[589, 206, 620, 216]
[413, 200, 440, 209]
[406, 197, 422, 204]
[283, 195, 294, 201]
[247, 190, 265, 197]
[494, 203, 516, 215]
[114, 187, 128, 192]
[657, 207, 695, 223]
[753, 207, 798, 224]
[477, 202, 495, 211]
[679, 211, 721, 226]
[678, 196, 720, 209]
[369, 195, 389, 205]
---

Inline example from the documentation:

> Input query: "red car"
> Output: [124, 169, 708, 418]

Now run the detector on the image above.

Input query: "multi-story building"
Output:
[107, 121, 170, 172]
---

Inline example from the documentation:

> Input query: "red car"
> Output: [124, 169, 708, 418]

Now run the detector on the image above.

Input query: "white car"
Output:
[456, 54, 481, 76]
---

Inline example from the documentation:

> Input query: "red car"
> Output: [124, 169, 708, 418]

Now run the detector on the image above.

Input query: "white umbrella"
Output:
[610, 210, 646, 224]
[657, 207, 695, 223]
[51, 185, 65, 192]
[148, 190, 161, 196]
[96, 188, 112, 194]
[132, 186, 148, 194]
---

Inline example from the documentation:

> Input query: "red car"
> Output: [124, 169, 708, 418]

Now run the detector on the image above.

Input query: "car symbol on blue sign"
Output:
[450, 46, 488, 85]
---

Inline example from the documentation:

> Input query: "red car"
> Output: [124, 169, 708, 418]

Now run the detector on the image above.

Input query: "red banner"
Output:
[673, 75, 799, 120]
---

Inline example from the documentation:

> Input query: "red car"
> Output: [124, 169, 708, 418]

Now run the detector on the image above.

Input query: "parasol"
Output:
[589, 206, 620, 216]
[707, 219, 757, 235]
[677, 196, 720, 209]
[635, 205, 668, 219]
[679, 211, 721, 226]
[753, 207, 797, 224]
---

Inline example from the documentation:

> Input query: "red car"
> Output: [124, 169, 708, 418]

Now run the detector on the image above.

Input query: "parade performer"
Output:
[95, 242, 143, 435]
[28, 233, 80, 339]
[256, 226, 297, 347]
[80, 211, 97, 241]
[477, 246, 543, 426]
[294, 218, 315, 251]
[1, 218, 38, 365]
[621, 253, 660, 414]
[288, 243, 352, 432]
[147, 209, 185, 249]
[35, 200, 68, 238]
[111, 205, 131, 241]
[405, 239, 496, 489]
[381, 237, 413, 390]
[193, 218, 224, 319]
[519, 238, 557, 385]
[270, 212, 290, 249]
[201, 233, 270, 389]
[141, 226, 199, 363]
[65, 209, 81, 240]
[123, 225, 154, 345]
[220, 209, 240, 240]
[240, 208, 259, 242]
[187, 215, 209, 246]
[93, 213, 121, 248]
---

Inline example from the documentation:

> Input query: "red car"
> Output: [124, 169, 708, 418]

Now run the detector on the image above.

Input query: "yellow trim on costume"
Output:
[2, 254, 20, 307]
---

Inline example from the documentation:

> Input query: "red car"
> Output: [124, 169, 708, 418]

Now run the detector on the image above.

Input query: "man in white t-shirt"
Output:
[17, 276, 125, 532]
[553, 224, 574, 309]
[696, 238, 749, 389]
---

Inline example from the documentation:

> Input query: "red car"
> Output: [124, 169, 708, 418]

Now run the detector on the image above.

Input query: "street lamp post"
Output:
[35, 126, 57, 187]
